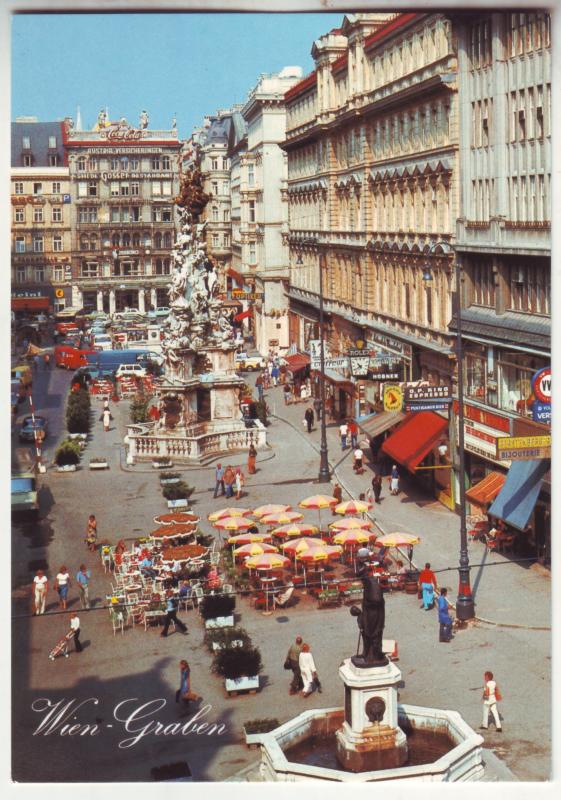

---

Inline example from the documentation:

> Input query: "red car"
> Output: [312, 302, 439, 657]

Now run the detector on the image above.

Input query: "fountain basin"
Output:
[253, 705, 484, 782]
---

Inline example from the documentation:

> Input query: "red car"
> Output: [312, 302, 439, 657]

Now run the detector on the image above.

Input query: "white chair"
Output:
[210, 552, 220, 566]
[110, 608, 125, 635]
[222, 583, 233, 595]
[273, 585, 294, 609]
[192, 585, 205, 610]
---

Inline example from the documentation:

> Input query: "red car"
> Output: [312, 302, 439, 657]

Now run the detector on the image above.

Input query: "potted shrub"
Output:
[200, 593, 236, 629]
[196, 532, 215, 548]
[152, 455, 173, 469]
[54, 439, 81, 471]
[243, 718, 280, 748]
[212, 642, 262, 695]
[159, 471, 181, 485]
[204, 625, 250, 652]
[89, 456, 109, 470]
[161, 481, 194, 501]
[130, 393, 150, 424]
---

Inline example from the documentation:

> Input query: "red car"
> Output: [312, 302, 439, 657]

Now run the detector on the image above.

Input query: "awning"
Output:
[283, 353, 310, 373]
[355, 410, 405, 439]
[488, 459, 549, 531]
[380, 411, 448, 472]
[465, 471, 506, 508]
[321, 368, 355, 394]
[234, 309, 253, 322]
[12, 297, 50, 310]
[226, 267, 245, 286]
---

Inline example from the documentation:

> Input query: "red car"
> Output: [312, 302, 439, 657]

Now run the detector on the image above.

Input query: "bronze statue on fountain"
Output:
[350, 554, 388, 667]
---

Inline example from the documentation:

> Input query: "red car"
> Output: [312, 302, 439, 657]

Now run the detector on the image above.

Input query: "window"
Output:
[78, 182, 88, 198]
[16, 265, 26, 282]
[121, 207, 130, 223]
[211, 181, 219, 194]
[248, 164, 255, 187]
[130, 158, 139, 170]
[248, 241, 256, 264]
[222, 180, 229, 193]
[482, 100, 489, 146]
[80, 234, 89, 251]
[15, 236, 25, 253]
[14, 207, 24, 223]
[471, 260, 496, 306]
[81, 262, 99, 278]
[33, 183, 42, 195]
[76, 157, 86, 171]
[49, 135, 57, 149]
[111, 181, 120, 197]
[52, 182, 61, 194]
[131, 182, 140, 196]
[152, 157, 161, 170]
[425, 287, 433, 326]
[110, 158, 119, 170]
[52, 267, 65, 282]
[48, 154, 59, 166]
[162, 156, 171, 170]
[51, 207, 62, 223]
[152, 206, 172, 223]
[211, 158, 218, 170]
[14, 182, 24, 195]
[222, 157, 228, 169]
[212, 233, 219, 248]
[33, 236, 44, 253]
[35, 266, 45, 282]
[249, 200, 256, 222]
[78, 206, 97, 223]
[22, 136, 30, 149]
[88, 181, 98, 197]
[120, 157, 129, 171]
[23, 154, 32, 167]
[223, 233, 230, 248]
[211, 206, 219, 222]
[122, 233, 131, 247]
[404, 283, 410, 317]
[120, 183, 130, 196]
[33, 207, 43, 223]
[53, 235, 63, 252]
[164, 232, 172, 248]
[110, 207, 120, 223]
[223, 209, 230, 222]
[131, 206, 141, 222]
[88, 158, 98, 171]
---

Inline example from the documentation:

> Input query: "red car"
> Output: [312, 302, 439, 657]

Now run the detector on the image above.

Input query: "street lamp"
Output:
[296, 240, 330, 483]
[423, 241, 475, 621]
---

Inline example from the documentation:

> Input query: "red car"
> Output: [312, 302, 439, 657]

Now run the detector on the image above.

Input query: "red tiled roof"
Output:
[364, 12, 419, 52]
[331, 52, 348, 74]
[285, 71, 317, 102]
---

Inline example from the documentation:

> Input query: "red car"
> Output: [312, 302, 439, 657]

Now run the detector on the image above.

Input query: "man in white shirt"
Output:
[353, 447, 364, 473]
[32, 570, 48, 614]
[481, 670, 502, 731]
[339, 422, 348, 450]
[70, 612, 83, 652]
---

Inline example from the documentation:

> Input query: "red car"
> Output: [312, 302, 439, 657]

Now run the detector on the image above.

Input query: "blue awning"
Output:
[488, 459, 549, 531]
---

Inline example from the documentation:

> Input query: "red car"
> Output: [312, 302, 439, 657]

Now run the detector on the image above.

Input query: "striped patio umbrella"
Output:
[227, 531, 273, 546]
[261, 511, 304, 526]
[332, 529, 374, 546]
[208, 507, 254, 522]
[329, 517, 374, 532]
[245, 553, 291, 570]
[281, 536, 325, 556]
[334, 499, 372, 516]
[296, 544, 342, 563]
[213, 516, 254, 532]
[299, 493, 339, 528]
[272, 523, 319, 539]
[375, 532, 421, 569]
[252, 503, 292, 518]
[233, 542, 279, 559]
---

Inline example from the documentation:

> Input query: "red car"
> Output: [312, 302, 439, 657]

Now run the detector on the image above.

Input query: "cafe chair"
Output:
[273, 585, 294, 609]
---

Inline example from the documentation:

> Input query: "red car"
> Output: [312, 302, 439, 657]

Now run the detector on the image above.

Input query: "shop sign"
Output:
[99, 123, 147, 142]
[311, 356, 349, 370]
[531, 367, 551, 403]
[457, 411, 511, 464]
[496, 435, 551, 461]
[405, 401, 451, 413]
[532, 402, 551, 424]
[268, 339, 279, 347]
[366, 332, 412, 358]
[383, 384, 403, 412]
[64, 268, 72, 280]
[232, 290, 264, 300]
[12, 290, 43, 298]
[55, 289, 64, 298]
[404, 384, 452, 402]
[459, 402, 511, 434]
[119, 250, 140, 256]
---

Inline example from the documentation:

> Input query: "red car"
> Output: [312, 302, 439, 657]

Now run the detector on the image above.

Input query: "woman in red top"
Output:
[418, 562, 438, 610]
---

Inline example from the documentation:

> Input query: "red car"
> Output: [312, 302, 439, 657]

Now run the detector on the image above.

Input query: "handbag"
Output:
[312, 673, 322, 693]
[284, 657, 292, 670]
[495, 685, 503, 701]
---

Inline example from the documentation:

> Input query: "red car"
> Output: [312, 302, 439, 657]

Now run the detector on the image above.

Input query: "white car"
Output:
[234, 352, 266, 371]
[148, 307, 170, 319]
[93, 334, 112, 351]
[115, 363, 147, 379]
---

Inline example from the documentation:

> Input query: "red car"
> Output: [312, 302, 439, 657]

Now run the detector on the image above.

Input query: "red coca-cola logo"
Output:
[100, 124, 146, 142]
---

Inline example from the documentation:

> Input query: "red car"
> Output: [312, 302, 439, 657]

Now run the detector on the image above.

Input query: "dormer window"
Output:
[22, 136, 30, 150]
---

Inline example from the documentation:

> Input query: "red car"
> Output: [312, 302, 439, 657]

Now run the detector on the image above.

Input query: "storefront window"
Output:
[465, 354, 486, 401]
[498, 353, 547, 415]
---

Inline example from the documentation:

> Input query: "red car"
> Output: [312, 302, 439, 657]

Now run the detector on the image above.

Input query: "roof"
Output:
[284, 71, 317, 102]
[11, 121, 66, 167]
[201, 114, 233, 146]
[465, 471, 506, 508]
[354, 410, 405, 439]
[488, 459, 549, 531]
[381, 411, 448, 472]
[283, 353, 310, 373]
[363, 12, 419, 52]
[451, 307, 551, 352]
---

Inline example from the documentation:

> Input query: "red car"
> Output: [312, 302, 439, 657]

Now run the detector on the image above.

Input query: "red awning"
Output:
[12, 297, 50, 310]
[381, 411, 449, 472]
[226, 267, 245, 286]
[234, 309, 253, 322]
[284, 353, 310, 373]
[465, 471, 506, 508]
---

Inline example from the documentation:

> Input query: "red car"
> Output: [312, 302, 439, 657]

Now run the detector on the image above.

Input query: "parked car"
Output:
[92, 334, 113, 351]
[115, 363, 147, 379]
[19, 415, 48, 442]
[11, 472, 39, 514]
[11, 364, 33, 388]
[234, 352, 266, 371]
[147, 306, 170, 319]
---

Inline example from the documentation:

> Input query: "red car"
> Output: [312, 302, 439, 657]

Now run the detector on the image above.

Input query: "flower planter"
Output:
[225, 675, 259, 696]
[153, 460, 173, 469]
[56, 464, 77, 472]
[89, 460, 109, 470]
[167, 499, 189, 509]
[211, 639, 244, 651]
[205, 615, 235, 629]
[160, 478, 180, 485]
[243, 729, 262, 749]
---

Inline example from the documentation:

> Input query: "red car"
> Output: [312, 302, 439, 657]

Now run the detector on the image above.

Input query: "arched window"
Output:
[163, 232, 172, 248]
[154, 232, 162, 249]
[122, 233, 131, 247]
[80, 234, 89, 251]
[132, 233, 140, 247]
[155, 258, 162, 275]
[112, 234, 120, 247]
[90, 235, 98, 251]
[76, 156, 86, 171]
[163, 258, 171, 274]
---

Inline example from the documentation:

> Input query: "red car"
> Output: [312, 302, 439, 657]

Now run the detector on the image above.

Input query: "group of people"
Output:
[284, 636, 321, 698]
[32, 563, 92, 614]
[213, 463, 245, 499]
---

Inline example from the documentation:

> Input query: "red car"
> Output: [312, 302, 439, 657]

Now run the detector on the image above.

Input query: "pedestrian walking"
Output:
[348, 419, 358, 449]
[176, 659, 201, 706]
[85, 514, 98, 551]
[283, 382, 292, 405]
[304, 406, 314, 433]
[437, 588, 454, 642]
[100, 407, 112, 432]
[480, 671, 503, 732]
[32, 569, 48, 615]
[247, 444, 257, 474]
[223, 465, 236, 499]
[262, 368, 270, 390]
[371, 473, 383, 504]
[418, 562, 438, 610]
[54, 565, 71, 610]
[213, 463, 225, 498]
[70, 612, 83, 652]
[271, 363, 280, 386]
[332, 482, 343, 514]
[284, 636, 304, 695]
[353, 446, 364, 474]
[43, 353, 50, 369]
[339, 421, 348, 449]
[299, 643, 320, 697]
[234, 467, 245, 500]
[255, 373, 264, 401]
[160, 591, 188, 637]
[76, 565, 91, 610]
[389, 464, 400, 495]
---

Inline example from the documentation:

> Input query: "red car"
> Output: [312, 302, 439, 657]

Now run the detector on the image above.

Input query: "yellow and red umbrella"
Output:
[334, 499, 372, 516]
[245, 552, 290, 570]
[295, 544, 342, 566]
[299, 493, 339, 527]
[375, 532, 421, 569]
[213, 516, 254, 532]
[329, 517, 373, 532]
[252, 503, 292, 518]
[282, 536, 325, 555]
[233, 542, 278, 558]
[272, 523, 319, 539]
[208, 507, 253, 522]
[261, 511, 304, 526]
[227, 531, 273, 546]
[332, 529, 374, 546]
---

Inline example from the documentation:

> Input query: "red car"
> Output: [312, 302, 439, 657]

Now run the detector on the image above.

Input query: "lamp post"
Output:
[423, 242, 474, 620]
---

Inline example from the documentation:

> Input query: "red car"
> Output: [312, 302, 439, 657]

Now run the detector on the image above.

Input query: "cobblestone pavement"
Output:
[11, 367, 551, 782]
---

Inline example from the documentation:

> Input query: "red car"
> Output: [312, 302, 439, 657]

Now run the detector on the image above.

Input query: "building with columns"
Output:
[11, 119, 72, 314]
[283, 12, 460, 426]
[64, 111, 181, 314]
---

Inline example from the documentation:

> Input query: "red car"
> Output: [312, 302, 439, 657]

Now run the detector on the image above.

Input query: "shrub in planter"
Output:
[212, 643, 263, 680]
[160, 472, 180, 481]
[54, 439, 82, 466]
[162, 481, 194, 501]
[130, 393, 150, 424]
[243, 718, 280, 735]
[197, 532, 215, 548]
[67, 405, 91, 434]
[199, 593, 236, 621]
[205, 626, 251, 652]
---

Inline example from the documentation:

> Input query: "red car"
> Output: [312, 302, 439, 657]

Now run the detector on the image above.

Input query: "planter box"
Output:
[211, 639, 245, 651]
[153, 460, 173, 469]
[243, 729, 263, 749]
[160, 478, 180, 485]
[68, 433, 88, 441]
[89, 460, 109, 470]
[167, 499, 189, 509]
[56, 464, 77, 472]
[204, 615, 235, 629]
[225, 675, 259, 695]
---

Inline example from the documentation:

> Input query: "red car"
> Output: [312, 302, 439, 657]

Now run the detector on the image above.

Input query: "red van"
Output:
[54, 344, 96, 370]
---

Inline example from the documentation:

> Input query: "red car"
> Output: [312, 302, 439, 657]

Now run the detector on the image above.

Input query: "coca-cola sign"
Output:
[100, 123, 146, 142]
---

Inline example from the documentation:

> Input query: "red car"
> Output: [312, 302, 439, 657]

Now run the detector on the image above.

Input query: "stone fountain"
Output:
[126, 155, 267, 464]
[251, 561, 485, 782]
